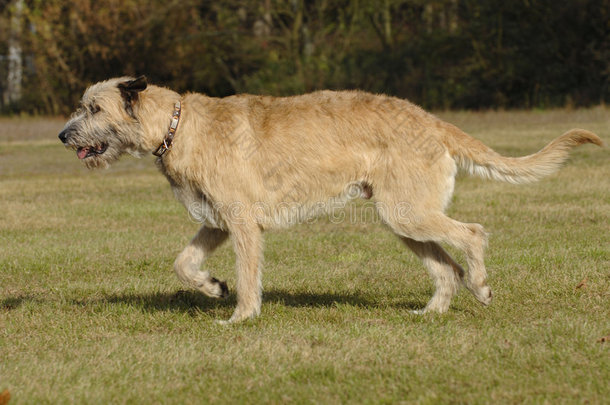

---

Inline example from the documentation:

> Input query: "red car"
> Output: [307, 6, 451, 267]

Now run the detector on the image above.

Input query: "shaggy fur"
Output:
[59, 76, 603, 323]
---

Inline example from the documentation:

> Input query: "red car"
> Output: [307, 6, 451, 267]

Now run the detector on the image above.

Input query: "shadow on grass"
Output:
[97, 290, 234, 313]
[1, 296, 28, 311]
[94, 289, 424, 313]
[0, 294, 46, 311]
[1, 290, 424, 313]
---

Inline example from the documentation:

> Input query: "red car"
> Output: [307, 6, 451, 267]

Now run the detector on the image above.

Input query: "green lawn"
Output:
[1, 109, 608, 404]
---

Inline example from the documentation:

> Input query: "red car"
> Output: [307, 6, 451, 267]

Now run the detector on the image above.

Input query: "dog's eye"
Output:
[89, 104, 101, 114]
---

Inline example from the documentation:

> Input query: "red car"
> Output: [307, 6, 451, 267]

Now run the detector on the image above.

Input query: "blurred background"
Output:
[0, 0, 608, 115]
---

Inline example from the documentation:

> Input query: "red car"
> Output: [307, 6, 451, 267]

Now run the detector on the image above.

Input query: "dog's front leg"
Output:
[174, 226, 229, 298]
[222, 222, 263, 324]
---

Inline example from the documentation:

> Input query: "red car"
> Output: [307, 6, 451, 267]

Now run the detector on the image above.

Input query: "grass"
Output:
[1, 108, 609, 404]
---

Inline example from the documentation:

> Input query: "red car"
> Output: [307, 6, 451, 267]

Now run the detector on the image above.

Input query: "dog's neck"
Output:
[136, 85, 182, 154]
[152, 101, 181, 157]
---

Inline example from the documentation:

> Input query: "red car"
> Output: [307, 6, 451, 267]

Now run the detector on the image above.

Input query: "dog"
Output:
[58, 76, 603, 323]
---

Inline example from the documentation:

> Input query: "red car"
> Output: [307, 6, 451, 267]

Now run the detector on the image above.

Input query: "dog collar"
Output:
[153, 100, 181, 157]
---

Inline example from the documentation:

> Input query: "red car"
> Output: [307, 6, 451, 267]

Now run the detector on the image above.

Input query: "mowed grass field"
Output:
[1, 108, 608, 404]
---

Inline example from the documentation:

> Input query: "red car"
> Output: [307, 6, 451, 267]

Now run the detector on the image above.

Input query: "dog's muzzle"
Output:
[58, 129, 69, 144]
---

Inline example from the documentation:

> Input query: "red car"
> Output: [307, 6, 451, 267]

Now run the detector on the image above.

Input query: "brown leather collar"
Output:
[153, 100, 181, 157]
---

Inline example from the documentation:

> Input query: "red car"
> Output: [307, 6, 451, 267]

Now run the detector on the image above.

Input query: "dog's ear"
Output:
[119, 75, 147, 92]
[118, 76, 147, 118]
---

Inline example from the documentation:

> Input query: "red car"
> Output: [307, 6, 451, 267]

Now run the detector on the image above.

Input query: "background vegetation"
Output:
[0, 0, 609, 114]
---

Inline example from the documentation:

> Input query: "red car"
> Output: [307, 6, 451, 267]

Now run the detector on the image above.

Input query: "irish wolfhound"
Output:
[58, 76, 603, 323]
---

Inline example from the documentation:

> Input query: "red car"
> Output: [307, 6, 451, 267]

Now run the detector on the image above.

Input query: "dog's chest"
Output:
[157, 161, 226, 229]
[172, 185, 226, 229]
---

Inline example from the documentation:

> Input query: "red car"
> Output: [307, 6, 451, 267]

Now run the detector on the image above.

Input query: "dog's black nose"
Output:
[58, 129, 69, 143]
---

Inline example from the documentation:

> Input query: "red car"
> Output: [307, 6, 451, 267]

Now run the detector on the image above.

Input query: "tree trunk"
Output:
[382, 0, 392, 48]
[4, 0, 24, 107]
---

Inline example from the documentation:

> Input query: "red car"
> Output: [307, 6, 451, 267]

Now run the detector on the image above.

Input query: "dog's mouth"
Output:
[77, 144, 108, 159]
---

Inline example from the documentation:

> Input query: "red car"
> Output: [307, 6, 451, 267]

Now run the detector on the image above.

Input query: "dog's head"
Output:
[58, 76, 148, 169]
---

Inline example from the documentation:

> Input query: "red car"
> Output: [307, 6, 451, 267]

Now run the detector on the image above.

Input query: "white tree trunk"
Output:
[5, 0, 24, 106]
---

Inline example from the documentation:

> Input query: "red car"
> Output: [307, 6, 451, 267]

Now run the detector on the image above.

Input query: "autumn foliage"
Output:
[0, 0, 608, 114]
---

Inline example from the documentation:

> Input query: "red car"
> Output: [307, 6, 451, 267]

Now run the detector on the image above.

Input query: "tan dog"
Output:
[58, 76, 603, 323]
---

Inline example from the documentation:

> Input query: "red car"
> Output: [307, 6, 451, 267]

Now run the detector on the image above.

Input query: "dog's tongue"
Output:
[77, 147, 89, 159]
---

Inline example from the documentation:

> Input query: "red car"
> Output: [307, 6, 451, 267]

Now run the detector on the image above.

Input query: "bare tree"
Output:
[4, 0, 23, 107]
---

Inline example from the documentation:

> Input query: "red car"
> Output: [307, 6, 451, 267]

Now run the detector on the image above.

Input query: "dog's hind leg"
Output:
[174, 226, 229, 298]
[400, 238, 465, 313]
[379, 204, 492, 310]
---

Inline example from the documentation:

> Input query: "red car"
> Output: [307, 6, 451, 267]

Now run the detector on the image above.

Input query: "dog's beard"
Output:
[78, 142, 122, 169]
[76, 144, 108, 159]
[65, 141, 120, 169]
[62, 123, 130, 169]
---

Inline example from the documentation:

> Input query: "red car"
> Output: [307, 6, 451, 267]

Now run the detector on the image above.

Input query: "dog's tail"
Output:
[441, 124, 603, 184]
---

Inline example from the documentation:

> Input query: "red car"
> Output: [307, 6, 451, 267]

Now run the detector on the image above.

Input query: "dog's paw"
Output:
[217, 306, 260, 324]
[464, 281, 493, 306]
[212, 278, 229, 299]
[197, 277, 229, 299]
[215, 319, 232, 326]
[215, 314, 248, 325]
[474, 285, 493, 306]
